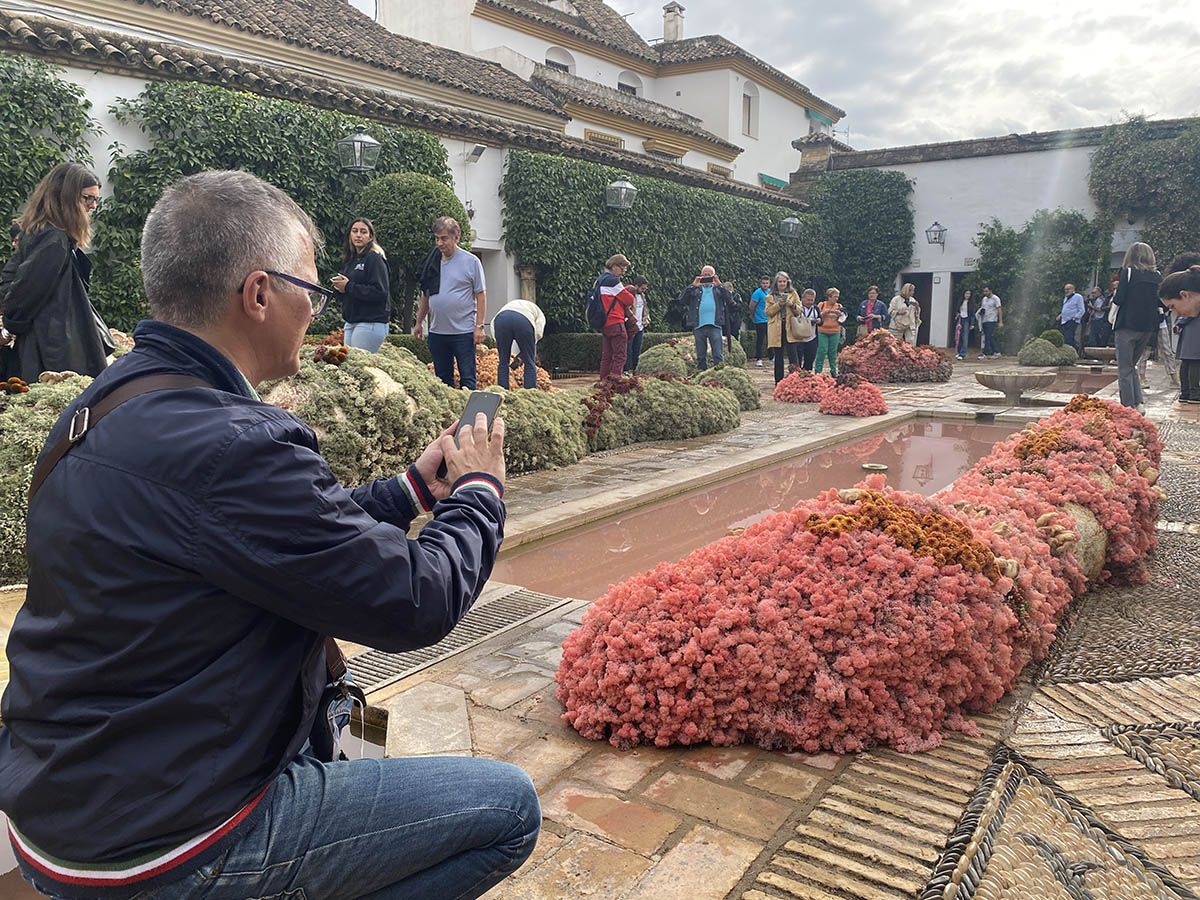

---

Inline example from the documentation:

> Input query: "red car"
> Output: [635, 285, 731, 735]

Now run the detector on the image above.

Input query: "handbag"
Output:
[1108, 268, 1129, 327]
[788, 306, 814, 342]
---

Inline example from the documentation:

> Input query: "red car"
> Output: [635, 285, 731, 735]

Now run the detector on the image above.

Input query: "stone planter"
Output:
[975, 369, 1057, 405]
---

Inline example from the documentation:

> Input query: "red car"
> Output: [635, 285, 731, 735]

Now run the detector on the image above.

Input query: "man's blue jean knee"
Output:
[119, 755, 540, 900]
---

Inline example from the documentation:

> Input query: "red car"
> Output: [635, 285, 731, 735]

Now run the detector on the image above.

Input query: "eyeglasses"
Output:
[240, 271, 333, 317]
[80, 193, 101, 208]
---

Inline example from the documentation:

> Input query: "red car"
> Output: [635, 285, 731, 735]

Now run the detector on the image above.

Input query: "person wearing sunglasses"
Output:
[1, 171, 536, 900]
[0, 162, 111, 381]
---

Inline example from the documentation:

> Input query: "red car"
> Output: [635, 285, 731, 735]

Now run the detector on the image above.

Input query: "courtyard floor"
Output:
[1, 354, 1197, 898]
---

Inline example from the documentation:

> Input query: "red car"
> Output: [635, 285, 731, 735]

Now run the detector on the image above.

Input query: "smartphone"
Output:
[436, 390, 503, 479]
[700, 276, 715, 284]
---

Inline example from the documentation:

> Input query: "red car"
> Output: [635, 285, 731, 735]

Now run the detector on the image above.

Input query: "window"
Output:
[544, 46, 575, 75]
[742, 81, 759, 138]
[584, 129, 624, 150]
[616, 71, 643, 97]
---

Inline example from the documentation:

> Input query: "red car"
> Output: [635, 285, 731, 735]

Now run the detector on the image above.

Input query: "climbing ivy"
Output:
[501, 151, 831, 331]
[806, 169, 914, 313]
[0, 55, 95, 267]
[964, 210, 1106, 351]
[1090, 115, 1200, 269]
[88, 81, 451, 330]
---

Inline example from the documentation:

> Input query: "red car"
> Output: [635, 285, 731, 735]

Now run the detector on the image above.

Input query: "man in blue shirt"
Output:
[678, 265, 732, 370]
[750, 275, 770, 367]
[1057, 282, 1085, 351]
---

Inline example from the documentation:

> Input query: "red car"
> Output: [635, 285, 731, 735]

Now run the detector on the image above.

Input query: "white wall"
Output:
[378, 0, 474, 51]
[655, 69, 731, 141]
[726, 75, 806, 187]
[862, 144, 1100, 347]
[62, 66, 154, 187]
[470, 18, 637, 94]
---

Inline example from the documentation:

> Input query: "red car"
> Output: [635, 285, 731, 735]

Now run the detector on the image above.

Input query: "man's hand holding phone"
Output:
[414, 391, 506, 499]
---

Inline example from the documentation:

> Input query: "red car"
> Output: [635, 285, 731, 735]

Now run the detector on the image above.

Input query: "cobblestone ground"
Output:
[360, 360, 1200, 899]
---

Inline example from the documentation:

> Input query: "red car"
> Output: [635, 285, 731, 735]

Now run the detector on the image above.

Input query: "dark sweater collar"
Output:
[128, 320, 258, 401]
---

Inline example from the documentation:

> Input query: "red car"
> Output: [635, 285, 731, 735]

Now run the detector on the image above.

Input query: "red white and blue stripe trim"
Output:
[400, 465, 436, 513]
[8, 786, 269, 888]
[451, 472, 503, 502]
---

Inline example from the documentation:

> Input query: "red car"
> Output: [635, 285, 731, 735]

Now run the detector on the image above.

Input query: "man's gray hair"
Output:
[432, 216, 461, 238]
[141, 170, 323, 329]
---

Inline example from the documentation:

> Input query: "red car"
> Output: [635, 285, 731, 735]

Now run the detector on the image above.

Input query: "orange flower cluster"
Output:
[1013, 426, 1066, 461]
[806, 488, 1000, 579]
[1064, 395, 1109, 416]
[1, 376, 29, 394]
[313, 344, 350, 365]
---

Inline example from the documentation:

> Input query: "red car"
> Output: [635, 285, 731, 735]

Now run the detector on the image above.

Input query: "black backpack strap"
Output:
[28, 373, 211, 502]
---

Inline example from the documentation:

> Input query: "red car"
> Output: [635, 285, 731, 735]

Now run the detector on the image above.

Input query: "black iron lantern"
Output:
[925, 221, 947, 247]
[779, 216, 802, 239]
[605, 178, 638, 210]
[336, 125, 382, 174]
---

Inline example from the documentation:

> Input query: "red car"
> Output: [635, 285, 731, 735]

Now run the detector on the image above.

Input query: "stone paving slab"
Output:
[383, 682, 470, 757]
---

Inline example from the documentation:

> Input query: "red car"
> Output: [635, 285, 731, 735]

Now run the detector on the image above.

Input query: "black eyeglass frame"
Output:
[241, 270, 334, 317]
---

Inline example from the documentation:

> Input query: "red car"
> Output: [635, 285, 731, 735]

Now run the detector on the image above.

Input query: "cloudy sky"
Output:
[621, 0, 1200, 149]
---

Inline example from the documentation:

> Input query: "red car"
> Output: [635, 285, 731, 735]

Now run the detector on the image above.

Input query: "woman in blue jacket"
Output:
[332, 218, 390, 352]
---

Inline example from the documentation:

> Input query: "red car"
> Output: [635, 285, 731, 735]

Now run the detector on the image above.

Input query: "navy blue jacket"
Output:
[0, 321, 504, 871]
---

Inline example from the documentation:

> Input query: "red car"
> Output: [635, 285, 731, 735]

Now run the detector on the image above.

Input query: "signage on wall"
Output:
[964, 257, 976, 266]
[910, 259, 920, 268]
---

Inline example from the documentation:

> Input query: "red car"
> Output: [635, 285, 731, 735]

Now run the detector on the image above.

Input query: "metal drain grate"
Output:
[348, 588, 571, 695]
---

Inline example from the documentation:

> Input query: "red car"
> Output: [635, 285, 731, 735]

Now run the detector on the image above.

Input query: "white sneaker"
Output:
[956, 355, 965, 361]
[755, 359, 764, 368]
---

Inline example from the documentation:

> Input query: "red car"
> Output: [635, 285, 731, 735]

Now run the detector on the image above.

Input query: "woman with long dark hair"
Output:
[0, 162, 110, 380]
[1112, 241, 1162, 410]
[331, 217, 390, 352]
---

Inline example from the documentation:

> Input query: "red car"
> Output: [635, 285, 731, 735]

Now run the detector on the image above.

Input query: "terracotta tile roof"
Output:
[657, 35, 846, 119]
[530, 64, 740, 153]
[1, 11, 801, 208]
[128, 0, 564, 117]
[476, 0, 656, 61]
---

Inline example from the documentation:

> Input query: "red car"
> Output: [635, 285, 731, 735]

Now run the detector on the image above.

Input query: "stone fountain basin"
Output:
[975, 369, 1057, 403]
[1084, 346, 1117, 364]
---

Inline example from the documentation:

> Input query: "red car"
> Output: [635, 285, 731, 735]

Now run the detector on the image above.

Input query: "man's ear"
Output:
[240, 271, 271, 324]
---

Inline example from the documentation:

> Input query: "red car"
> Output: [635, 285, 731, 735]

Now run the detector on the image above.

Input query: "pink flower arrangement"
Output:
[839, 331, 952, 383]
[818, 374, 888, 417]
[556, 397, 1162, 754]
[773, 371, 834, 403]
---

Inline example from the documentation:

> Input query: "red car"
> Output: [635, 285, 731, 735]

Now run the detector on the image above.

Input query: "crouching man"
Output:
[0, 170, 538, 900]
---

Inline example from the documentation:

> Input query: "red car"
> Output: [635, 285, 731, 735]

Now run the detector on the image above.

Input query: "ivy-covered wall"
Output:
[501, 151, 832, 331]
[806, 169, 914, 317]
[88, 82, 452, 331]
[0, 56, 94, 268]
[964, 209, 1106, 350]
[1090, 116, 1200, 269]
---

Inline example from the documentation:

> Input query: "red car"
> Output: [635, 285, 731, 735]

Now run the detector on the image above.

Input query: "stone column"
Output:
[516, 265, 538, 303]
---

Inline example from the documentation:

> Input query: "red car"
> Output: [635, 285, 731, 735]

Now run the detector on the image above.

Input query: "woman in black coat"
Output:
[1112, 241, 1163, 410]
[0, 163, 109, 381]
[331, 218, 390, 353]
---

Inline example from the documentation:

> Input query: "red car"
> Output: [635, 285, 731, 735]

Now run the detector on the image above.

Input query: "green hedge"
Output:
[0, 56, 94, 270]
[89, 81, 451, 330]
[384, 334, 434, 363]
[502, 151, 831, 332]
[539, 332, 701, 371]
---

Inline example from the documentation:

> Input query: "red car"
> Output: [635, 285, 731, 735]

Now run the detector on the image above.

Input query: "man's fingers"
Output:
[490, 416, 506, 450]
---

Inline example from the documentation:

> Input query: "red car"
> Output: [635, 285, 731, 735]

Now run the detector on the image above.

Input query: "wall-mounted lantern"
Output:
[336, 125, 382, 173]
[779, 216, 802, 239]
[925, 220, 947, 249]
[605, 178, 638, 210]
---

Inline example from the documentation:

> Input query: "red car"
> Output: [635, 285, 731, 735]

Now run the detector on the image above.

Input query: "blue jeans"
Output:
[982, 321, 999, 356]
[344, 322, 388, 353]
[956, 317, 971, 356]
[429, 331, 477, 389]
[117, 754, 539, 900]
[626, 328, 645, 373]
[694, 324, 723, 370]
[492, 311, 537, 389]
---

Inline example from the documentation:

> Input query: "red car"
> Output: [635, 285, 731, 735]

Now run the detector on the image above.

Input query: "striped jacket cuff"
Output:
[401, 466, 436, 513]
[451, 472, 504, 501]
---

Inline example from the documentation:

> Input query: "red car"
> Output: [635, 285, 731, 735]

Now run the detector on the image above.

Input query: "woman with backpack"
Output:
[590, 254, 636, 379]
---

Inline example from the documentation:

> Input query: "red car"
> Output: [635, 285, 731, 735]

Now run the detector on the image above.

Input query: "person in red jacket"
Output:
[596, 253, 636, 379]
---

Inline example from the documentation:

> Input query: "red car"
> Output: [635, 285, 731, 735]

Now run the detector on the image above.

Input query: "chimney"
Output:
[662, 2, 685, 42]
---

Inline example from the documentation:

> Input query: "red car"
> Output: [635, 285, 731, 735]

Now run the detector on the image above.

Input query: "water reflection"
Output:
[492, 421, 1019, 601]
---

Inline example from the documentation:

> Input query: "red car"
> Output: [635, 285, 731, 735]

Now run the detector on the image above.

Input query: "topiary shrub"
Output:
[1018, 338, 1077, 367]
[557, 399, 1161, 754]
[692, 365, 760, 411]
[837, 331, 952, 383]
[589, 376, 741, 451]
[385, 334, 433, 363]
[818, 374, 888, 416]
[356, 172, 470, 331]
[773, 370, 834, 403]
[1039, 329, 1065, 347]
[0, 375, 93, 584]
[499, 386, 589, 474]
[635, 343, 693, 378]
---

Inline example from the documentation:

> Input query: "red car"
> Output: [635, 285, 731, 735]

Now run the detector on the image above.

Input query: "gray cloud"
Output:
[622, 0, 1200, 148]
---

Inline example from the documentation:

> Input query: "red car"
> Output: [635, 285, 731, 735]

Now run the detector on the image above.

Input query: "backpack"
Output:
[585, 275, 617, 331]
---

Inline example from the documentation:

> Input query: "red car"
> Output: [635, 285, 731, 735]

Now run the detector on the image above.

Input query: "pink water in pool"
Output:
[491, 421, 1018, 601]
